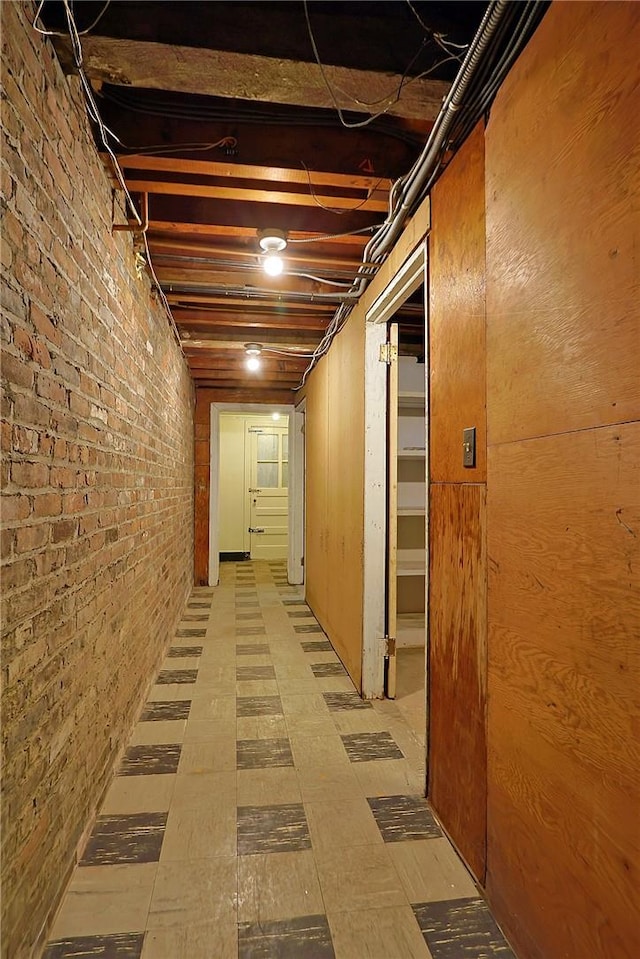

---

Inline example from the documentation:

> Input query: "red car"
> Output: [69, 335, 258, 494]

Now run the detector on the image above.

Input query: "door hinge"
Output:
[248, 488, 262, 493]
[301, 556, 304, 567]
[248, 527, 265, 534]
[379, 342, 398, 365]
[383, 636, 396, 657]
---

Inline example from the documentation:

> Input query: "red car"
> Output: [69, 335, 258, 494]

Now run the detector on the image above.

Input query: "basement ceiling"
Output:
[42, 0, 486, 402]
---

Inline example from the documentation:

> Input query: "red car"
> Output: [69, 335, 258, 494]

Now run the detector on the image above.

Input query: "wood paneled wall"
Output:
[305, 314, 365, 688]
[485, 4, 640, 957]
[428, 121, 488, 882]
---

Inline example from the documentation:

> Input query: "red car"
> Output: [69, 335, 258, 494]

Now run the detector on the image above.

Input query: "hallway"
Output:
[44, 562, 513, 959]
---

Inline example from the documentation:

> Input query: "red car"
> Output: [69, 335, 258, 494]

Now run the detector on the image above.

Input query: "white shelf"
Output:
[398, 391, 425, 409]
[398, 448, 425, 459]
[398, 508, 425, 517]
[397, 549, 426, 576]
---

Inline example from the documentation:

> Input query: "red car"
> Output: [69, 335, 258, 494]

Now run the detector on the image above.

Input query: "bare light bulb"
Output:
[246, 356, 260, 371]
[271, 411, 281, 421]
[263, 254, 283, 277]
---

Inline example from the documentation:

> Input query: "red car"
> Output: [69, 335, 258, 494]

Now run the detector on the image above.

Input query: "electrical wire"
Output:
[102, 124, 238, 157]
[405, 1, 469, 55]
[288, 225, 382, 244]
[97, 84, 423, 148]
[33, 0, 111, 37]
[32, 0, 187, 345]
[300, 161, 386, 216]
[303, 0, 463, 129]
[297, 0, 548, 388]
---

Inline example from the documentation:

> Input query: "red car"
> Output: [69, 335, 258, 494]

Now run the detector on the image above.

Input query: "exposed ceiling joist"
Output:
[58, 37, 450, 120]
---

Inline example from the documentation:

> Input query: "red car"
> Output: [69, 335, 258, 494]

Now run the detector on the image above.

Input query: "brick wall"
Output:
[1, 5, 195, 957]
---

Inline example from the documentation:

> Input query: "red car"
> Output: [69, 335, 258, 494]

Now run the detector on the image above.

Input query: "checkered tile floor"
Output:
[44, 561, 514, 959]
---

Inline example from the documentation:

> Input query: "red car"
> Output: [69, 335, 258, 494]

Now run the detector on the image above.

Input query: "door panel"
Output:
[428, 482, 487, 880]
[249, 425, 288, 560]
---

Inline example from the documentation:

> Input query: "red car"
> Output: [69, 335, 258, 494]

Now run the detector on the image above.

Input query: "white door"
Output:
[248, 425, 289, 559]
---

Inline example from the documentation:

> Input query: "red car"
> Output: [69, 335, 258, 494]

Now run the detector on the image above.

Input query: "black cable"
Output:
[97, 86, 424, 148]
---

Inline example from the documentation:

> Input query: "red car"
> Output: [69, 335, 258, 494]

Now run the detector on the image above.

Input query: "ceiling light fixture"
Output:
[245, 343, 262, 372]
[258, 228, 287, 277]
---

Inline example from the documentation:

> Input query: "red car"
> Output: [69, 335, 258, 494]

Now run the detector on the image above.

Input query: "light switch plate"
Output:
[463, 427, 476, 468]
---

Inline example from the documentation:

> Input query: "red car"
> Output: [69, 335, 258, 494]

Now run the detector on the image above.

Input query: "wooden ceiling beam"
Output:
[167, 293, 336, 312]
[179, 328, 321, 347]
[189, 369, 304, 384]
[173, 311, 326, 331]
[195, 386, 296, 404]
[148, 238, 367, 272]
[119, 154, 391, 193]
[96, 102, 424, 181]
[147, 222, 372, 250]
[126, 178, 388, 212]
[191, 376, 302, 391]
[59, 37, 450, 120]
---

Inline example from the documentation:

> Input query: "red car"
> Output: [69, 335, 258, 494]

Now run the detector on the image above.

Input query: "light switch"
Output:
[463, 427, 476, 468]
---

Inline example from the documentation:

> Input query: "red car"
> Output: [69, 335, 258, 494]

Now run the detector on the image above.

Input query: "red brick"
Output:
[12, 426, 39, 455]
[3, 495, 32, 522]
[15, 524, 48, 554]
[2, 351, 34, 390]
[51, 519, 76, 544]
[30, 303, 61, 347]
[11, 461, 49, 489]
[32, 493, 62, 518]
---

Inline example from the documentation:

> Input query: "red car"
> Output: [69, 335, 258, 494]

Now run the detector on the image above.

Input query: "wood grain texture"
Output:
[485, 1, 640, 446]
[486, 422, 640, 959]
[428, 482, 487, 882]
[304, 353, 329, 637]
[327, 313, 365, 689]
[304, 313, 365, 690]
[429, 122, 487, 483]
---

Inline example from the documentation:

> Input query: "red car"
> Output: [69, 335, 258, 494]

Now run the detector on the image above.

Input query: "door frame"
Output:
[208, 402, 302, 585]
[361, 241, 427, 699]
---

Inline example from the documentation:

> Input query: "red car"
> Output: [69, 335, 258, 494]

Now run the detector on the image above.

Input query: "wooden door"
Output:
[248, 425, 288, 560]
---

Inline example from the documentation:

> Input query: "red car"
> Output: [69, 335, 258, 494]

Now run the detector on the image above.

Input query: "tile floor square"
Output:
[237, 850, 324, 923]
[237, 738, 294, 770]
[367, 796, 441, 842]
[119, 745, 181, 777]
[236, 664, 276, 681]
[140, 701, 191, 722]
[323, 692, 372, 711]
[315, 844, 407, 914]
[387, 838, 478, 904]
[168, 646, 202, 658]
[48, 864, 157, 939]
[237, 696, 283, 717]
[311, 662, 346, 677]
[236, 643, 270, 655]
[236, 625, 267, 636]
[237, 803, 311, 855]
[341, 731, 404, 762]
[156, 670, 198, 685]
[238, 914, 335, 959]
[44, 932, 145, 958]
[301, 641, 333, 652]
[328, 905, 431, 959]
[412, 898, 516, 958]
[80, 813, 167, 866]
[294, 624, 324, 634]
